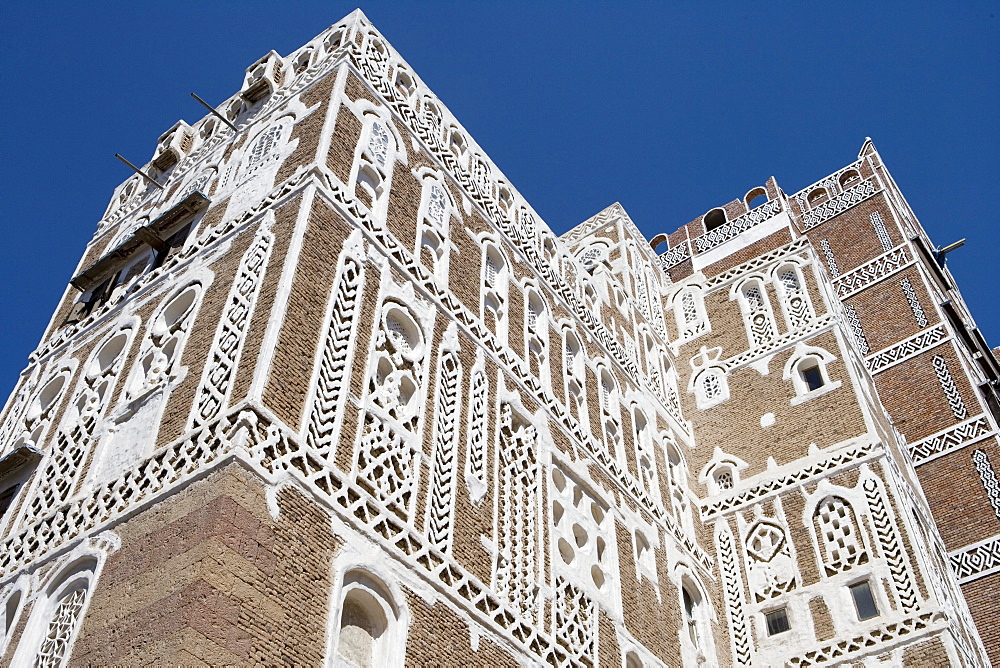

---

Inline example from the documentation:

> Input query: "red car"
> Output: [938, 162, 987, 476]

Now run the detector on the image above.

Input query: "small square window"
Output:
[849, 581, 879, 620]
[764, 607, 790, 636]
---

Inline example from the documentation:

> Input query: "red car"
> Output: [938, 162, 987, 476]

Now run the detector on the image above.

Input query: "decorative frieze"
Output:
[899, 277, 929, 328]
[950, 534, 1000, 584]
[907, 415, 992, 464]
[865, 324, 948, 375]
[693, 199, 782, 253]
[933, 355, 968, 420]
[659, 241, 690, 270]
[801, 179, 880, 230]
[972, 449, 1000, 521]
[833, 246, 912, 299]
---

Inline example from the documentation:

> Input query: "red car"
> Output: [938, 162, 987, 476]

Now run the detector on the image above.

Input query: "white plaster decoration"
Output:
[666, 444, 696, 538]
[833, 246, 912, 299]
[481, 242, 509, 345]
[632, 409, 661, 504]
[327, 566, 408, 668]
[972, 449, 1000, 521]
[699, 447, 749, 497]
[464, 354, 488, 504]
[222, 116, 298, 219]
[781, 343, 841, 405]
[842, 304, 870, 355]
[800, 178, 880, 230]
[899, 278, 929, 328]
[598, 367, 624, 460]
[818, 240, 840, 278]
[742, 515, 796, 602]
[760, 413, 776, 428]
[673, 286, 708, 343]
[950, 534, 1000, 584]
[932, 355, 968, 420]
[865, 324, 947, 375]
[494, 403, 539, 621]
[705, 238, 812, 290]
[414, 172, 454, 282]
[304, 234, 366, 459]
[1, 366, 72, 455]
[356, 299, 427, 520]
[563, 330, 588, 425]
[24, 326, 135, 524]
[869, 211, 893, 252]
[907, 415, 992, 464]
[689, 347, 729, 410]
[190, 225, 273, 430]
[10, 534, 117, 668]
[552, 575, 597, 667]
[774, 264, 814, 331]
[861, 472, 919, 612]
[549, 464, 620, 615]
[735, 280, 777, 348]
[91, 282, 206, 485]
[659, 241, 690, 271]
[813, 496, 868, 576]
[786, 612, 944, 667]
[693, 198, 782, 252]
[425, 326, 462, 553]
[349, 111, 401, 220]
[716, 522, 753, 666]
[524, 288, 549, 385]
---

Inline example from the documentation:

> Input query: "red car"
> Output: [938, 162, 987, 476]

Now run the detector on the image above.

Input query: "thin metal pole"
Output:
[190, 93, 239, 132]
[114, 154, 164, 190]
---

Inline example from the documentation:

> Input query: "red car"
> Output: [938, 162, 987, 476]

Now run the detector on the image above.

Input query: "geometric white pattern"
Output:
[933, 355, 968, 420]
[35, 588, 87, 668]
[870, 211, 893, 252]
[843, 304, 870, 355]
[899, 277, 929, 328]
[819, 240, 840, 278]
[972, 449, 1000, 522]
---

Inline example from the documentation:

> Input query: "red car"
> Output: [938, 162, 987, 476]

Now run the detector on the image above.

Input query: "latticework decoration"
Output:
[35, 588, 87, 668]
[191, 227, 272, 429]
[717, 525, 752, 666]
[814, 496, 868, 576]
[862, 477, 918, 612]
[553, 576, 596, 667]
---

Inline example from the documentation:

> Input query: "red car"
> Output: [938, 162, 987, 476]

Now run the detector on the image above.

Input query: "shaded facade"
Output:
[0, 10, 995, 666]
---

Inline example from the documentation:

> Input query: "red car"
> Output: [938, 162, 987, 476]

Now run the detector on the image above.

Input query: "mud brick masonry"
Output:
[0, 10, 997, 666]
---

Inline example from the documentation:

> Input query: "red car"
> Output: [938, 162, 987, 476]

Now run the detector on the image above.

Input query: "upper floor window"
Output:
[481, 243, 509, 343]
[330, 570, 407, 667]
[352, 116, 398, 213]
[416, 178, 452, 280]
[735, 279, 777, 347]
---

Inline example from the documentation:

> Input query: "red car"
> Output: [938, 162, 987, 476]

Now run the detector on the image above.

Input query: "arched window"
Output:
[124, 284, 202, 403]
[330, 570, 406, 668]
[736, 279, 776, 347]
[666, 445, 694, 537]
[481, 243, 509, 343]
[783, 344, 838, 403]
[392, 68, 416, 99]
[677, 576, 716, 666]
[744, 187, 767, 210]
[359, 302, 426, 519]
[839, 169, 861, 189]
[813, 496, 868, 576]
[713, 466, 735, 492]
[12, 557, 100, 668]
[632, 409, 660, 504]
[703, 208, 727, 232]
[693, 367, 729, 409]
[563, 330, 586, 425]
[598, 369, 623, 459]
[674, 287, 708, 341]
[525, 289, 548, 382]
[0, 586, 24, 657]
[352, 116, 397, 213]
[806, 187, 829, 208]
[416, 178, 452, 280]
[774, 263, 814, 330]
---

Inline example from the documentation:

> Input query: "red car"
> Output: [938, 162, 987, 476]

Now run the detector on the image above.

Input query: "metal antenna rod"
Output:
[114, 154, 164, 190]
[190, 93, 239, 132]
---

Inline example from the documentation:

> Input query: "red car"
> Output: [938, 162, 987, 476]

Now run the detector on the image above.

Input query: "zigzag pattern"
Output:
[694, 198, 782, 252]
[717, 525, 752, 666]
[833, 246, 911, 298]
[863, 477, 918, 612]
[951, 536, 1000, 583]
[305, 257, 363, 457]
[426, 351, 461, 552]
[865, 325, 946, 374]
[908, 415, 990, 464]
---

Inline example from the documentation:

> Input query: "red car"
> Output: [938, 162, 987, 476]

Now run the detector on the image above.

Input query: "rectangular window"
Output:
[849, 581, 879, 620]
[765, 607, 790, 636]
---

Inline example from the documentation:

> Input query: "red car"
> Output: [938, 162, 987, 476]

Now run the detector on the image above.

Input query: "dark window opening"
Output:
[765, 608, 790, 636]
[0, 484, 17, 520]
[850, 581, 879, 620]
[704, 209, 727, 232]
[801, 362, 824, 391]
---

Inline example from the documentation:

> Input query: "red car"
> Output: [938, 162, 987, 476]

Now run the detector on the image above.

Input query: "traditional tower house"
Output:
[0, 10, 994, 666]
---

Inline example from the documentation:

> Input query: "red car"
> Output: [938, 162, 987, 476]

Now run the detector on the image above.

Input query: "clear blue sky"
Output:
[1, 2, 997, 401]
